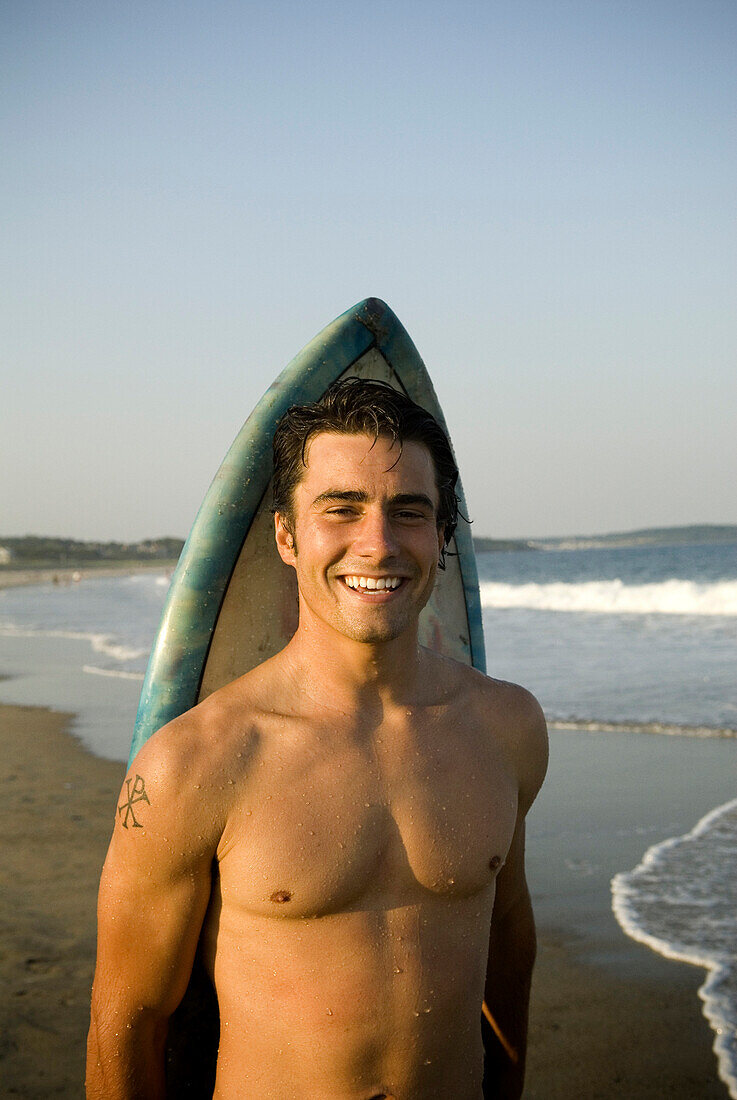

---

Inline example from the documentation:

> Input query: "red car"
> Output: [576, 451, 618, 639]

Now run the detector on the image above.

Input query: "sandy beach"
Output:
[0, 702, 726, 1097]
[0, 704, 124, 1095]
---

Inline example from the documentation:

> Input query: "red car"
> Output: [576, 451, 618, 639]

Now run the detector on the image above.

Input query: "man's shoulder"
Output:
[480, 676, 548, 812]
[142, 673, 262, 762]
[475, 671, 545, 725]
[125, 678, 265, 820]
[431, 655, 548, 808]
[425, 650, 543, 719]
[134, 645, 306, 779]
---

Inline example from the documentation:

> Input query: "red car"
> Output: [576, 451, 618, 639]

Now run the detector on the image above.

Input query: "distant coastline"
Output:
[0, 535, 184, 573]
[473, 524, 737, 553]
[1, 526, 735, 568]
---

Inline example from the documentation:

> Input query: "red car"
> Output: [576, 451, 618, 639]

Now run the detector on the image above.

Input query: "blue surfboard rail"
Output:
[129, 298, 486, 766]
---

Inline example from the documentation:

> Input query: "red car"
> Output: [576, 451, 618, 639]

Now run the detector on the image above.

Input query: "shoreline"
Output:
[0, 561, 177, 591]
[0, 703, 727, 1097]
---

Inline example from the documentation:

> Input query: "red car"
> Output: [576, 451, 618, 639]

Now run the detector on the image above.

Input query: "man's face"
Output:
[275, 431, 445, 645]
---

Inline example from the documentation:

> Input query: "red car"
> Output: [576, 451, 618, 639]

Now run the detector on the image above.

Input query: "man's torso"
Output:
[189, 653, 522, 1099]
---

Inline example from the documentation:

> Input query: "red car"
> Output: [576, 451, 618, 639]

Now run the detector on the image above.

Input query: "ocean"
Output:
[478, 540, 737, 1097]
[1, 539, 735, 1094]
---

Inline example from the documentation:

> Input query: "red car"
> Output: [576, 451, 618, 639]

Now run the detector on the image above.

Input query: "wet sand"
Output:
[0, 703, 726, 1097]
[0, 705, 124, 1095]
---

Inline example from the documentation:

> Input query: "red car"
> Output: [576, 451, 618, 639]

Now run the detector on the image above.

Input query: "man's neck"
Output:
[281, 615, 425, 712]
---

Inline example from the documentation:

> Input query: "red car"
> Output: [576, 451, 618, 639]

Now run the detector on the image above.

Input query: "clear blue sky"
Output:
[3, 0, 735, 539]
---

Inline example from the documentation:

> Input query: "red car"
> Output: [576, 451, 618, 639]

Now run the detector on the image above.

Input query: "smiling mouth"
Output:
[340, 575, 405, 592]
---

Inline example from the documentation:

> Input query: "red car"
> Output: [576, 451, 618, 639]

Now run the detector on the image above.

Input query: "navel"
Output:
[269, 889, 292, 903]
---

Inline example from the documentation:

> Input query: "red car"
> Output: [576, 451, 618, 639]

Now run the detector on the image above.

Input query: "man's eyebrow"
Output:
[390, 493, 436, 512]
[311, 490, 436, 512]
[311, 489, 369, 506]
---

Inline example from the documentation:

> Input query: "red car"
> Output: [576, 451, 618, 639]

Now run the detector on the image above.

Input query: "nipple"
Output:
[489, 855, 502, 870]
[269, 889, 292, 903]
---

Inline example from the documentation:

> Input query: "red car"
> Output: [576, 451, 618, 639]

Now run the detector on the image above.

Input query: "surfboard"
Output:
[129, 296, 487, 1093]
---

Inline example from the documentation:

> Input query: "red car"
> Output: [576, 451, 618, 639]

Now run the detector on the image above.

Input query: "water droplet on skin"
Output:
[393, 966, 403, 974]
[424, 1059, 432, 1065]
[245, 809, 252, 815]
[326, 1008, 333, 1016]
[423, 1007, 431, 1013]
[194, 784, 201, 790]
[413, 1010, 420, 1017]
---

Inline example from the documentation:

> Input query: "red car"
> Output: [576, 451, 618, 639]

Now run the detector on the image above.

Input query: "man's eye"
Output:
[326, 507, 356, 516]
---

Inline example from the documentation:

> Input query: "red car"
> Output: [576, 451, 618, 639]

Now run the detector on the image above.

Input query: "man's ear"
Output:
[275, 512, 296, 566]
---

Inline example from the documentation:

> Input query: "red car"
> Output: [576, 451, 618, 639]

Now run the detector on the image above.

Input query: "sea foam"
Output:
[612, 799, 737, 1098]
[0, 623, 147, 664]
[83, 665, 145, 681]
[550, 719, 737, 740]
[480, 578, 737, 616]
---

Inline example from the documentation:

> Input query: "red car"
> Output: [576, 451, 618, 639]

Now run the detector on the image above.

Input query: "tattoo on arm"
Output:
[117, 774, 150, 829]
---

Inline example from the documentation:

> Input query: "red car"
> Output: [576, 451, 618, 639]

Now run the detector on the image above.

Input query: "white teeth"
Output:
[343, 576, 402, 590]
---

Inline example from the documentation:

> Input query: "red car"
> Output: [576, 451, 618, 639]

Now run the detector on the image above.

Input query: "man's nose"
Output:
[354, 509, 399, 558]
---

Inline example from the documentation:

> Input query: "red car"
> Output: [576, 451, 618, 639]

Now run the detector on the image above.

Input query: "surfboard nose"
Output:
[357, 297, 391, 340]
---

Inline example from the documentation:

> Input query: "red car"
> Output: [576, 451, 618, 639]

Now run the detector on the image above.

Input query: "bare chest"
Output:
[214, 725, 518, 920]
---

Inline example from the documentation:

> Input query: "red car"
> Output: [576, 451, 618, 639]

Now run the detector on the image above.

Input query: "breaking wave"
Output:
[612, 800, 737, 1098]
[0, 623, 147, 663]
[83, 665, 145, 681]
[480, 578, 737, 616]
[549, 719, 737, 740]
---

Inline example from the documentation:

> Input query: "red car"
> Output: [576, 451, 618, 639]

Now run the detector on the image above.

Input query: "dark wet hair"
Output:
[272, 377, 460, 567]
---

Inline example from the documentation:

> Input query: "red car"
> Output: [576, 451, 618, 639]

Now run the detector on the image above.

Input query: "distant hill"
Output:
[472, 525, 737, 552]
[472, 537, 536, 553]
[531, 525, 737, 550]
[0, 536, 185, 569]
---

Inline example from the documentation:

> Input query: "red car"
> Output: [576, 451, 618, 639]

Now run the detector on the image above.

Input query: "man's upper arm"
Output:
[509, 683, 548, 818]
[92, 725, 221, 1027]
[489, 680, 548, 921]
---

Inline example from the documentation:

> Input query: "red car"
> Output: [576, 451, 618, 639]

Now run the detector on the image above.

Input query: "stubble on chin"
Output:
[332, 608, 410, 645]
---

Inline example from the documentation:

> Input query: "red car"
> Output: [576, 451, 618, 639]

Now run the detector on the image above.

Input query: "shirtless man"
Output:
[87, 379, 548, 1099]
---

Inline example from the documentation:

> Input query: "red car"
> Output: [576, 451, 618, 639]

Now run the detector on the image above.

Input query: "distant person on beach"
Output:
[87, 380, 548, 1099]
